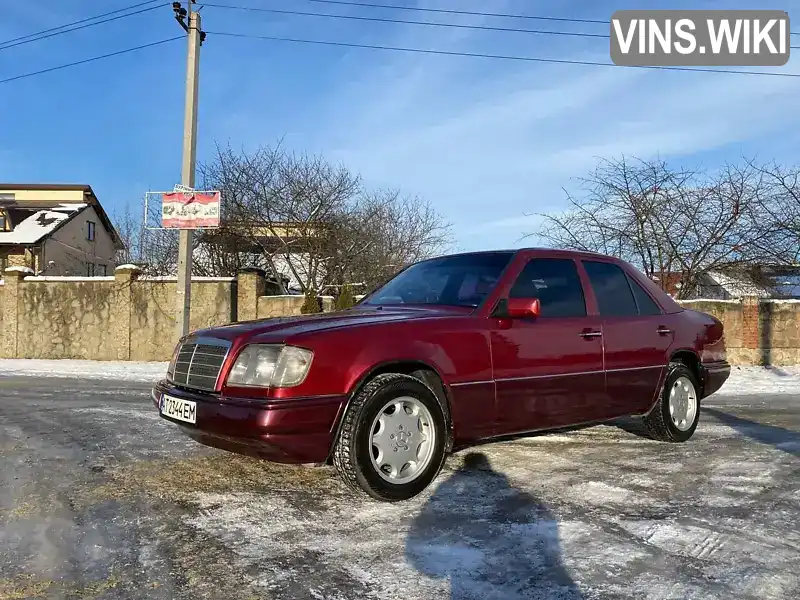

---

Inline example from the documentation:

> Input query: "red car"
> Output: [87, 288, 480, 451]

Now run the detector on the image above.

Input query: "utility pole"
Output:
[173, 1, 205, 341]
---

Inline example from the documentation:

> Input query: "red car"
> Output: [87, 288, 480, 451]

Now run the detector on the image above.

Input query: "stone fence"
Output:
[678, 298, 800, 366]
[0, 266, 346, 362]
[0, 266, 798, 364]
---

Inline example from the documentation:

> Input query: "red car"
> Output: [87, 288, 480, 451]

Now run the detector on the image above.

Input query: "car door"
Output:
[491, 256, 605, 435]
[581, 259, 672, 417]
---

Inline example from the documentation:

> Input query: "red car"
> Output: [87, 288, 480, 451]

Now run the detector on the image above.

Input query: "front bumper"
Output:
[151, 380, 347, 464]
[700, 360, 731, 398]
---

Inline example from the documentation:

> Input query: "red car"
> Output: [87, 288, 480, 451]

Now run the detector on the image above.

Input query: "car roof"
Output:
[424, 247, 618, 261]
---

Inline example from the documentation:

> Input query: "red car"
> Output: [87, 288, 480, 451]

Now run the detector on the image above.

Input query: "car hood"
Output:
[188, 305, 472, 343]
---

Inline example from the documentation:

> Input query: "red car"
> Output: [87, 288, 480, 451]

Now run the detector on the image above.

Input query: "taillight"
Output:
[701, 318, 726, 363]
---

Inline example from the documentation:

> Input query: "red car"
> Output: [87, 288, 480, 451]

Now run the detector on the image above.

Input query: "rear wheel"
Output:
[643, 363, 701, 443]
[333, 373, 447, 501]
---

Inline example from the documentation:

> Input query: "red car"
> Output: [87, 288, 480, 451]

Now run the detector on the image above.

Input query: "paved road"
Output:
[0, 376, 798, 600]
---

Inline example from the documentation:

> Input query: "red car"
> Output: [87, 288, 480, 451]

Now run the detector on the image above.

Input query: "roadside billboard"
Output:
[161, 191, 221, 229]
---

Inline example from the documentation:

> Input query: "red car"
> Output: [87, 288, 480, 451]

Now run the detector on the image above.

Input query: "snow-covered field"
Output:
[1, 359, 798, 395]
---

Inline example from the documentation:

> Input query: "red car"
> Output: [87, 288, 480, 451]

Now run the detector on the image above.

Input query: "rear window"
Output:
[628, 276, 662, 315]
[583, 260, 638, 317]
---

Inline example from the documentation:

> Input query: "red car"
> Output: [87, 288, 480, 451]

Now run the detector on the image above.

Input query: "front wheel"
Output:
[643, 362, 701, 443]
[333, 373, 447, 501]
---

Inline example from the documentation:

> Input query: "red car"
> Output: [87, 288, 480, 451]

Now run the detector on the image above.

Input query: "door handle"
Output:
[657, 327, 672, 335]
[580, 330, 603, 339]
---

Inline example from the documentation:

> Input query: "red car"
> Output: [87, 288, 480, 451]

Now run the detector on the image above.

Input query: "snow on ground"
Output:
[721, 365, 800, 395]
[0, 361, 797, 598]
[181, 409, 800, 599]
[0, 359, 168, 382]
[0, 360, 798, 395]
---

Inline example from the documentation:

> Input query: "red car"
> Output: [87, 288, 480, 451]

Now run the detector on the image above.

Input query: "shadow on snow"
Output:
[405, 452, 583, 600]
[702, 407, 800, 457]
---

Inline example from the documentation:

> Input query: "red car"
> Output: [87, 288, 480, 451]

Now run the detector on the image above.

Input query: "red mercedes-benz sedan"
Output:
[151, 249, 730, 501]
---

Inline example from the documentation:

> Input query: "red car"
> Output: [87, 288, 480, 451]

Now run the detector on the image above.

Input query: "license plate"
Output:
[160, 394, 197, 424]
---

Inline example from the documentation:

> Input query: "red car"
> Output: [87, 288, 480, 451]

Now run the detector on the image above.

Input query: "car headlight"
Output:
[226, 344, 313, 388]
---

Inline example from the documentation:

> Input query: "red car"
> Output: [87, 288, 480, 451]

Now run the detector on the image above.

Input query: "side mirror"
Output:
[506, 297, 541, 319]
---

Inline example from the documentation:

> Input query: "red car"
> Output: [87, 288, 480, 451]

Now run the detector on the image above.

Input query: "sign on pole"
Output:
[161, 190, 221, 229]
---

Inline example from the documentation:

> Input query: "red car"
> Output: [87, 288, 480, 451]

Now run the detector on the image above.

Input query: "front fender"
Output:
[331, 326, 494, 454]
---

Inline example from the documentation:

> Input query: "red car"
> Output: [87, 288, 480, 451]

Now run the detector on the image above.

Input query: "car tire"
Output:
[643, 362, 701, 443]
[332, 373, 448, 502]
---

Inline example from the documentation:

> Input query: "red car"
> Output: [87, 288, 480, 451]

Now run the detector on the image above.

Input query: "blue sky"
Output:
[1, 0, 799, 252]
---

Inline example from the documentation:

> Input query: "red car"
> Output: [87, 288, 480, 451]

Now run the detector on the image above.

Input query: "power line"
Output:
[0, 2, 167, 51]
[301, 0, 608, 26]
[0, 37, 183, 85]
[0, 0, 163, 47]
[205, 3, 800, 49]
[204, 3, 608, 39]
[207, 30, 800, 78]
[0, 14, 794, 87]
[297, 0, 800, 37]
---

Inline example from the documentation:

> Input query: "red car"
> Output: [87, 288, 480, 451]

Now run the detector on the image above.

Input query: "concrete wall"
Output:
[679, 299, 800, 365]
[129, 278, 237, 361]
[0, 267, 236, 362]
[1, 265, 798, 365]
[17, 277, 115, 359]
[257, 295, 335, 318]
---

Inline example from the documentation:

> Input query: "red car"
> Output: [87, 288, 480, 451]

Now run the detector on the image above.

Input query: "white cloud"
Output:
[319, 59, 799, 249]
[217, 0, 800, 251]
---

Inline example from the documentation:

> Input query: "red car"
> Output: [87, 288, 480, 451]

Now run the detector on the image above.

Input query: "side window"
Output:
[87, 221, 96, 241]
[456, 272, 500, 306]
[628, 275, 662, 315]
[583, 261, 638, 317]
[509, 258, 586, 318]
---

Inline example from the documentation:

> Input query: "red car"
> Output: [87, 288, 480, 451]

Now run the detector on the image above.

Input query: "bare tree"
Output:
[112, 201, 141, 267]
[196, 144, 351, 292]
[111, 143, 452, 291]
[530, 156, 780, 298]
[332, 190, 453, 291]
[111, 199, 179, 276]
[198, 143, 452, 294]
[747, 159, 800, 265]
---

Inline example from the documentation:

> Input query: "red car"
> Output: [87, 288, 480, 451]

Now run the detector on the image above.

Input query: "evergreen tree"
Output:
[300, 290, 322, 314]
[335, 284, 356, 310]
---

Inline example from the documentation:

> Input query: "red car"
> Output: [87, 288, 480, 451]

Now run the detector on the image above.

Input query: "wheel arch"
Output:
[325, 359, 454, 464]
[640, 348, 704, 417]
[669, 349, 702, 388]
[643, 356, 702, 442]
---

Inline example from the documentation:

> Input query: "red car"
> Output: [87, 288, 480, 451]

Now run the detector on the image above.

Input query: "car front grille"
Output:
[169, 337, 231, 392]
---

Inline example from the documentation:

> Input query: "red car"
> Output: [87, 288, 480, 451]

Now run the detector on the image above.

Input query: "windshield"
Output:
[363, 252, 515, 308]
